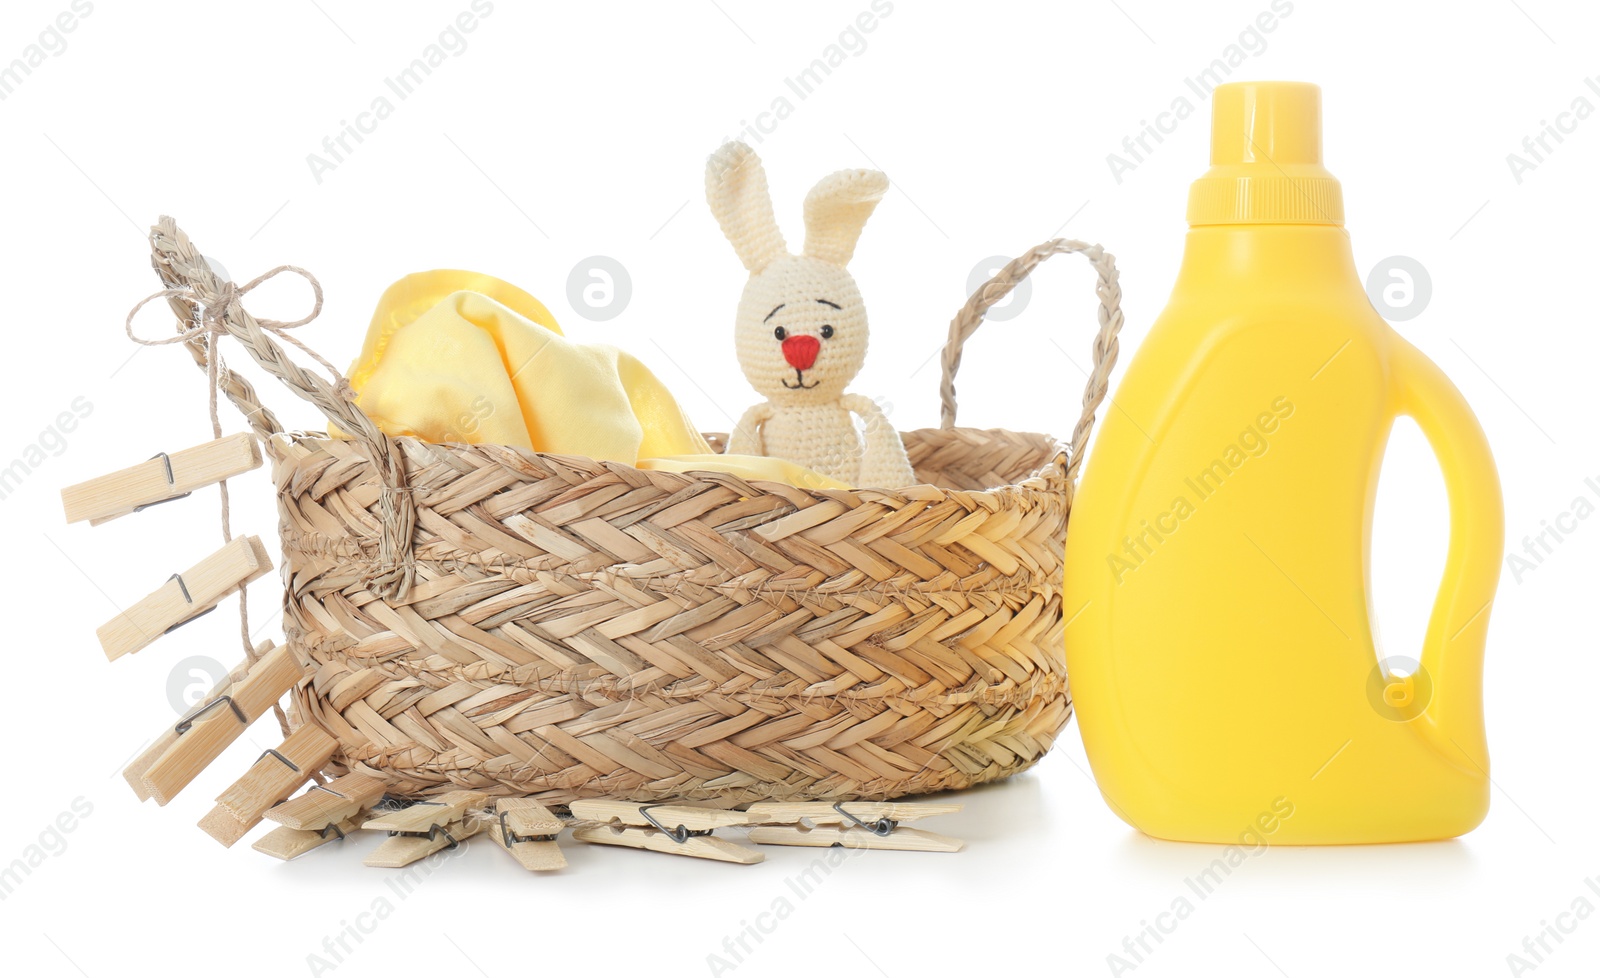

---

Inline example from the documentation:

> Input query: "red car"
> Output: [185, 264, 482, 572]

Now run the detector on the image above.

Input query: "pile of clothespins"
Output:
[256, 775, 964, 870]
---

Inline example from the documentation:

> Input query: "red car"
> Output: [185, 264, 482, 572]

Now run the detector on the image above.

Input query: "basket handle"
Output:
[938, 239, 1124, 490]
[141, 217, 417, 599]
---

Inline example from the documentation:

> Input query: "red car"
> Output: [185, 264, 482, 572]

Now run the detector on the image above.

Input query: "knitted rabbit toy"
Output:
[706, 141, 916, 489]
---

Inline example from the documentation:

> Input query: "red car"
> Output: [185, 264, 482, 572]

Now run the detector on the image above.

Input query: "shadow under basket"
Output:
[153, 220, 1124, 806]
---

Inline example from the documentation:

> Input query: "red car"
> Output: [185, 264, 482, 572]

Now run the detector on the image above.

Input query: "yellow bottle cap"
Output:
[1187, 81, 1344, 226]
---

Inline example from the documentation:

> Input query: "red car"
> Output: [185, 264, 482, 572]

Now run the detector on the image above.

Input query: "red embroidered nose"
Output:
[781, 334, 820, 371]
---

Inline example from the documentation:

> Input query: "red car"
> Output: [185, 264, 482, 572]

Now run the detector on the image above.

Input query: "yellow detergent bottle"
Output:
[1063, 81, 1504, 844]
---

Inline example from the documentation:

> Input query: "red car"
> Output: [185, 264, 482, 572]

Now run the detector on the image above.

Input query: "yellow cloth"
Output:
[341, 271, 845, 489]
[347, 270, 708, 461]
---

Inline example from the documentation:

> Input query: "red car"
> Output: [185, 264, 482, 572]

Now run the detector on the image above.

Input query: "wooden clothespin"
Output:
[361, 790, 487, 835]
[569, 800, 762, 865]
[486, 798, 567, 872]
[264, 773, 386, 831]
[122, 652, 252, 803]
[97, 535, 272, 660]
[126, 644, 305, 805]
[62, 432, 262, 525]
[253, 815, 362, 861]
[254, 774, 387, 862]
[197, 724, 338, 847]
[745, 801, 965, 853]
[362, 790, 489, 869]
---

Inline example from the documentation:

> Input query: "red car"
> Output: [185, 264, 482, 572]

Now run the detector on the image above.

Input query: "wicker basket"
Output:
[146, 219, 1123, 806]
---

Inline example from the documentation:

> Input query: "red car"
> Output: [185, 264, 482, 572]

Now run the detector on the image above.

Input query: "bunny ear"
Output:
[802, 168, 889, 267]
[705, 142, 787, 273]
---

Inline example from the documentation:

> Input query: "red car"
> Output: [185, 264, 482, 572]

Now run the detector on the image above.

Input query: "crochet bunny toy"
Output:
[706, 141, 916, 489]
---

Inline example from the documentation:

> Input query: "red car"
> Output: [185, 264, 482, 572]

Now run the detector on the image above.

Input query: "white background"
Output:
[1, 1, 1596, 976]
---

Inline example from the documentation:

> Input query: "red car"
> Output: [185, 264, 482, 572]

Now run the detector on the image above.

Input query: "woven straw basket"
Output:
[145, 219, 1122, 806]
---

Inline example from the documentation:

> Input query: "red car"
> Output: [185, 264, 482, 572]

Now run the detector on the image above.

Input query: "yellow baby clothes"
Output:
[347, 270, 710, 462]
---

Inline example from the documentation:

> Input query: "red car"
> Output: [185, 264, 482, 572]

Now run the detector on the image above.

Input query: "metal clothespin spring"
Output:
[639, 804, 710, 845]
[175, 693, 247, 734]
[258, 748, 300, 773]
[162, 572, 216, 634]
[131, 452, 192, 513]
[832, 801, 898, 837]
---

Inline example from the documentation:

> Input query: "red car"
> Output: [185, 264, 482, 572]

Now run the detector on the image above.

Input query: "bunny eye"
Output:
[773, 326, 787, 341]
[820, 325, 835, 339]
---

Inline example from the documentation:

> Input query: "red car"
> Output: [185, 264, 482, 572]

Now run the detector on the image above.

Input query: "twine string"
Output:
[126, 264, 352, 399]
[137, 221, 418, 604]
[126, 264, 343, 740]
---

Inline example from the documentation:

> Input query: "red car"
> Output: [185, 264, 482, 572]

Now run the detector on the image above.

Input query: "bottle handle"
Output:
[1387, 339, 1504, 771]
